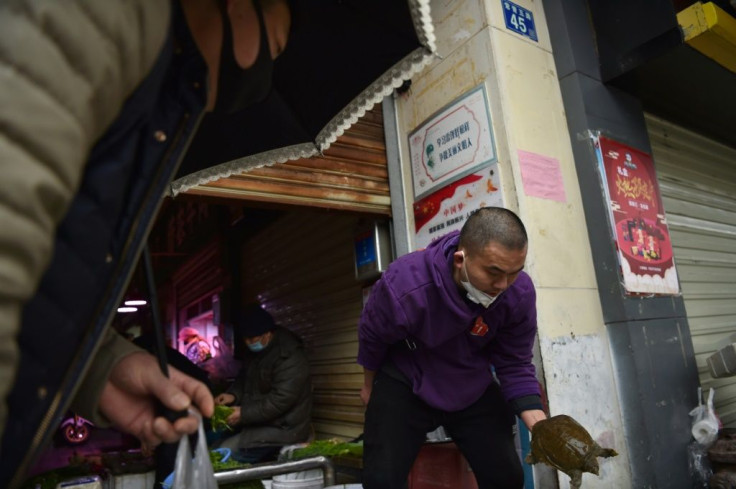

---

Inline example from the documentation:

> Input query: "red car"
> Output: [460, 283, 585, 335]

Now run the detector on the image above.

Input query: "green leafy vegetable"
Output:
[210, 451, 247, 472]
[290, 439, 363, 459]
[21, 465, 99, 489]
[212, 404, 235, 432]
[208, 452, 264, 489]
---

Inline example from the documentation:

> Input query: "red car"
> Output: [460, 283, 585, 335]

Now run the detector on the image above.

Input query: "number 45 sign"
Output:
[502, 0, 538, 42]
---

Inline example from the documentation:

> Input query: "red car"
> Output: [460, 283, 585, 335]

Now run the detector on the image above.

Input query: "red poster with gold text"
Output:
[595, 136, 680, 295]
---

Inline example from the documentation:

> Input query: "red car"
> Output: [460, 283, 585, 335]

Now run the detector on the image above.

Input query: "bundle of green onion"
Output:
[289, 439, 363, 459]
[211, 404, 235, 432]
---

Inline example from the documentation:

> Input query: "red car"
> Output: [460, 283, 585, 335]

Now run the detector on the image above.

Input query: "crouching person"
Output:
[213, 304, 313, 463]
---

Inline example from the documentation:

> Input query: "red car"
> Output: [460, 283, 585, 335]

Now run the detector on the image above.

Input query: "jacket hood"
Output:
[421, 231, 483, 331]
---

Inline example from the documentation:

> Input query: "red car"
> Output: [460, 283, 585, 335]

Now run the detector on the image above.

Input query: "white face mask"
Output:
[460, 250, 500, 308]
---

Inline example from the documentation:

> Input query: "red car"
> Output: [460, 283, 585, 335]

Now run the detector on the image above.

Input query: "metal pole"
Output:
[213, 456, 336, 486]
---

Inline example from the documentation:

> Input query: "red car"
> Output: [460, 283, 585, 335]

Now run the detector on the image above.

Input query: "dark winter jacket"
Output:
[0, 2, 207, 487]
[226, 327, 313, 448]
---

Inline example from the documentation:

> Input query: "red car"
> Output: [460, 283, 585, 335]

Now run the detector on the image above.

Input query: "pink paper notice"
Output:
[517, 150, 567, 203]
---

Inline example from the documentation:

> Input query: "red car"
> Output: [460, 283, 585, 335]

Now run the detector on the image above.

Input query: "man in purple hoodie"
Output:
[358, 207, 547, 488]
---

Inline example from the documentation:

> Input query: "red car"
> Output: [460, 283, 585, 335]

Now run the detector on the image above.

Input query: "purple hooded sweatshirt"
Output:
[357, 231, 540, 412]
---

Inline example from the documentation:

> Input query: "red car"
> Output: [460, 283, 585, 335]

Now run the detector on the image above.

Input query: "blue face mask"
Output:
[247, 340, 266, 352]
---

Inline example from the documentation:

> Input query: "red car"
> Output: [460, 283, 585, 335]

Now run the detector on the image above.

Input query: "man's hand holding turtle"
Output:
[525, 415, 618, 489]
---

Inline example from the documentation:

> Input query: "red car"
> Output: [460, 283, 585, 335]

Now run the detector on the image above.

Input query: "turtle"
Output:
[525, 414, 618, 489]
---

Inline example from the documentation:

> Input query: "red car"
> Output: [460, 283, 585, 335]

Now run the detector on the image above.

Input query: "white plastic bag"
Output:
[172, 410, 217, 489]
[689, 387, 719, 447]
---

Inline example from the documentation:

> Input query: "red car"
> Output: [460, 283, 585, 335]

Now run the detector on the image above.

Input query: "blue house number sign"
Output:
[502, 0, 538, 42]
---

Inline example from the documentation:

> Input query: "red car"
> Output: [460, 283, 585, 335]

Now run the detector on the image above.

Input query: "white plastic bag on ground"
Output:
[172, 410, 217, 489]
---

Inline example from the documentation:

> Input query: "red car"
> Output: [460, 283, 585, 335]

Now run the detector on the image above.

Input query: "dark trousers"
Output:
[232, 445, 281, 464]
[362, 371, 523, 489]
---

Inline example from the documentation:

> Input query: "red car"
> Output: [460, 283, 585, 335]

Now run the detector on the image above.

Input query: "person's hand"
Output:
[360, 384, 372, 405]
[520, 409, 547, 431]
[215, 393, 236, 406]
[360, 369, 375, 405]
[98, 351, 214, 450]
[226, 406, 241, 426]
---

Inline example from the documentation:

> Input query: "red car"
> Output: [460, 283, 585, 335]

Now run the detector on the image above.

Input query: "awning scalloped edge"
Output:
[170, 0, 437, 197]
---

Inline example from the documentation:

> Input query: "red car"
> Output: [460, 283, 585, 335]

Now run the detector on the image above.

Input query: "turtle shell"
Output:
[526, 415, 617, 489]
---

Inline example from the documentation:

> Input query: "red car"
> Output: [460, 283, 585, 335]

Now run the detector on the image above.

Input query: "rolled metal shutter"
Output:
[172, 240, 224, 311]
[185, 108, 391, 215]
[646, 113, 736, 426]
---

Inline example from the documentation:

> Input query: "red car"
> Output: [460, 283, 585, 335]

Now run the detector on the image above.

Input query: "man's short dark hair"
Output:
[458, 207, 528, 254]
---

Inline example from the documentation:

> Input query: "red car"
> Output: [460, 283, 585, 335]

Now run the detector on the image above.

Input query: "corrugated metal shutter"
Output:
[173, 240, 224, 313]
[186, 108, 391, 215]
[646, 113, 736, 426]
[240, 210, 367, 440]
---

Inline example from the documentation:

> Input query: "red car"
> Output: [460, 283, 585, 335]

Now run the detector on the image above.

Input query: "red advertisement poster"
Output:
[413, 164, 503, 250]
[595, 136, 680, 295]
